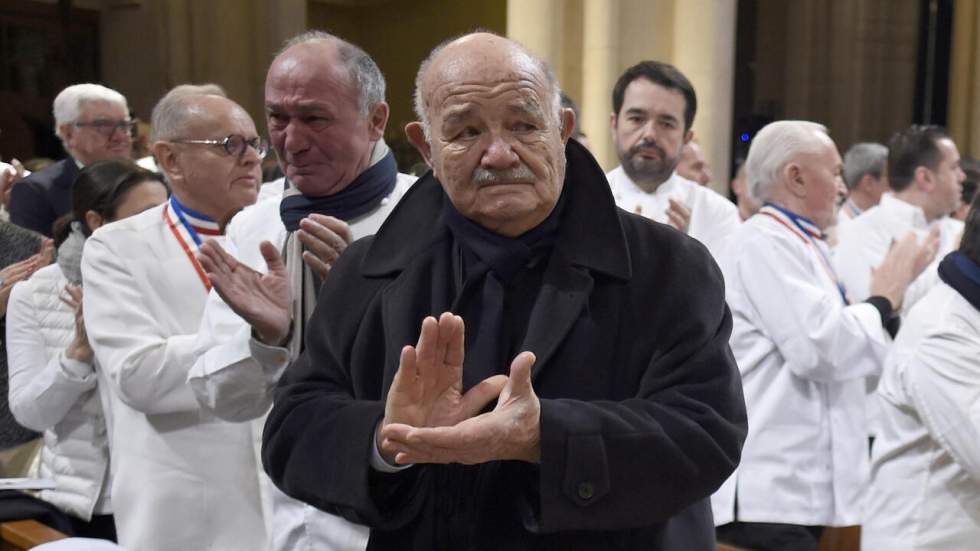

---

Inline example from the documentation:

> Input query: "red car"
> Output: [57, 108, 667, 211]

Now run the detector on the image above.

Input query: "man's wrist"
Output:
[252, 320, 292, 347]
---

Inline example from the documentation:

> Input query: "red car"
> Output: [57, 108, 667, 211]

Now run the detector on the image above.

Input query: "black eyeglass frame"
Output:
[73, 119, 138, 138]
[172, 134, 269, 160]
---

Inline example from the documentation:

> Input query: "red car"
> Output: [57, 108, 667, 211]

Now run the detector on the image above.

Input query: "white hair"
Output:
[412, 33, 563, 142]
[842, 142, 888, 190]
[53, 83, 129, 139]
[745, 120, 830, 204]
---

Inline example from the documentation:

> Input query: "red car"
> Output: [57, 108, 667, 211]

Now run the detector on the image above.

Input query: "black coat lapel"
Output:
[521, 248, 593, 383]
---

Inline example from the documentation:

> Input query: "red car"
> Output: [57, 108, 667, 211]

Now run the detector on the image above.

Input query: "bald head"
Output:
[412, 32, 561, 140]
[404, 32, 574, 237]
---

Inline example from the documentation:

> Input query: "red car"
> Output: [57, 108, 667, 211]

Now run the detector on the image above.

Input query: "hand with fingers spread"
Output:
[381, 350, 541, 465]
[0, 246, 49, 316]
[198, 239, 292, 346]
[61, 284, 94, 364]
[297, 214, 353, 279]
[377, 312, 509, 465]
[666, 198, 691, 233]
[912, 225, 942, 279]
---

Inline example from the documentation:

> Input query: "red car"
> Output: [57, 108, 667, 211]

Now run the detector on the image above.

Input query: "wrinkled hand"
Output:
[0, 159, 25, 210]
[666, 198, 691, 233]
[298, 214, 353, 279]
[378, 312, 508, 464]
[0, 241, 50, 316]
[381, 351, 541, 465]
[198, 239, 292, 345]
[61, 285, 94, 364]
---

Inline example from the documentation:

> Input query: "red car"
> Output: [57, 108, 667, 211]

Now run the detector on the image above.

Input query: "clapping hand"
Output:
[666, 198, 692, 233]
[297, 214, 353, 279]
[198, 240, 292, 346]
[61, 285, 94, 364]
[378, 312, 542, 466]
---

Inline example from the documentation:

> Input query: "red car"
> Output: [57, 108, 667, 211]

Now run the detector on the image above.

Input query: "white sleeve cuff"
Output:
[370, 424, 414, 473]
[58, 351, 96, 383]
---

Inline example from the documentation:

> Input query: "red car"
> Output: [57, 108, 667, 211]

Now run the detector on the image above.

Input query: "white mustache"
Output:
[472, 165, 535, 185]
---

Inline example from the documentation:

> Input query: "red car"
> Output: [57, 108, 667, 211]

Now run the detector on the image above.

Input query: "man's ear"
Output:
[608, 111, 618, 140]
[559, 108, 575, 144]
[405, 122, 432, 166]
[786, 163, 806, 198]
[152, 141, 181, 180]
[683, 129, 695, 145]
[913, 165, 934, 192]
[366, 101, 390, 141]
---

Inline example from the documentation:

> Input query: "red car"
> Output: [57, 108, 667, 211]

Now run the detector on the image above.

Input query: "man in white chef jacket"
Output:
[835, 125, 964, 315]
[606, 60, 740, 259]
[710, 120, 933, 551]
[186, 31, 413, 551]
[81, 90, 264, 551]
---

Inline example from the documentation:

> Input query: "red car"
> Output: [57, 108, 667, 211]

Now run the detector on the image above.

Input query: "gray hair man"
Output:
[263, 32, 746, 550]
[712, 120, 933, 550]
[188, 31, 414, 551]
[81, 90, 263, 551]
[840, 142, 889, 221]
[11, 83, 134, 235]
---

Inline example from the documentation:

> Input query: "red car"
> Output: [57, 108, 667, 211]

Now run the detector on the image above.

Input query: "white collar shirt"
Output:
[710, 209, 891, 527]
[606, 166, 741, 259]
[862, 282, 980, 551]
[835, 193, 964, 315]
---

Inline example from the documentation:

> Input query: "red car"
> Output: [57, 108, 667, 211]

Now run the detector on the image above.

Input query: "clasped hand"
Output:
[378, 312, 541, 466]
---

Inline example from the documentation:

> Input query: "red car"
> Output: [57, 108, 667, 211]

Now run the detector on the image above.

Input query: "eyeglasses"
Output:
[74, 119, 137, 138]
[172, 134, 269, 160]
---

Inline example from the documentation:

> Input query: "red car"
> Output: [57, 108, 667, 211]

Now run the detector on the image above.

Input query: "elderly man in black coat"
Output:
[262, 32, 746, 550]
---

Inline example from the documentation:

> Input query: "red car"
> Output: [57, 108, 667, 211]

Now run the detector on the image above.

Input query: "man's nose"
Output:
[837, 177, 849, 200]
[282, 122, 310, 154]
[481, 134, 519, 170]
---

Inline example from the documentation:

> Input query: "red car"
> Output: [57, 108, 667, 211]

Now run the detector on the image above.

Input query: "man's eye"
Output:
[513, 122, 537, 132]
[457, 127, 480, 139]
[659, 120, 676, 130]
[268, 114, 287, 125]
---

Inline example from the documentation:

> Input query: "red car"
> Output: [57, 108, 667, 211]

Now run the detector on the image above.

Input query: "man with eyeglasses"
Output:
[186, 31, 414, 551]
[80, 90, 264, 551]
[11, 83, 135, 236]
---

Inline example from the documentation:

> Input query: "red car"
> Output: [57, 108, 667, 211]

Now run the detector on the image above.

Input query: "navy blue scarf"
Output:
[444, 189, 567, 388]
[938, 251, 980, 311]
[279, 150, 398, 231]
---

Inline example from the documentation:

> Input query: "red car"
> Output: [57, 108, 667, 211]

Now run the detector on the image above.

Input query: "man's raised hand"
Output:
[381, 351, 541, 465]
[378, 312, 507, 464]
[199, 240, 292, 346]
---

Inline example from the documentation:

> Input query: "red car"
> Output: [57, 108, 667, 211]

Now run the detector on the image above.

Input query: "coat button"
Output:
[577, 482, 594, 500]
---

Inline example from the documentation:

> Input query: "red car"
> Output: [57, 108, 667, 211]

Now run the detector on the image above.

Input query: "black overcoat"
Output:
[263, 141, 747, 550]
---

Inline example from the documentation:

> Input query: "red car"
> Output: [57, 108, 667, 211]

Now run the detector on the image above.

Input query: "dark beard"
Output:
[619, 144, 677, 189]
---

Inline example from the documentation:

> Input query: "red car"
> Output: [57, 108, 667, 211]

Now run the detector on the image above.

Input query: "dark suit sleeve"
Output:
[261, 239, 427, 529]
[9, 178, 53, 236]
[533, 233, 747, 532]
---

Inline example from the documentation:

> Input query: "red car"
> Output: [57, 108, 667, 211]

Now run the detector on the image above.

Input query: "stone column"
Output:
[671, 0, 737, 193]
[581, 0, 620, 169]
[949, 0, 980, 157]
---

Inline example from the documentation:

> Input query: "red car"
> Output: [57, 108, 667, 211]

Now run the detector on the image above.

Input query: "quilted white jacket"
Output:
[6, 263, 110, 520]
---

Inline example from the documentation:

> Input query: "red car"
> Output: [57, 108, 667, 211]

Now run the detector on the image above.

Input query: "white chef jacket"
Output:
[835, 193, 963, 314]
[710, 205, 891, 527]
[606, 166, 741, 259]
[81, 201, 265, 551]
[187, 171, 413, 551]
[862, 281, 980, 551]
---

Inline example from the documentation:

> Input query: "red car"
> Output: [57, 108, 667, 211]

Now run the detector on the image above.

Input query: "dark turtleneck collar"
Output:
[938, 251, 980, 312]
[360, 138, 631, 282]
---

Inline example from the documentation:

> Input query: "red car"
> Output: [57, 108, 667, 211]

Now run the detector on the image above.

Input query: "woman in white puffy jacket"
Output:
[6, 159, 167, 540]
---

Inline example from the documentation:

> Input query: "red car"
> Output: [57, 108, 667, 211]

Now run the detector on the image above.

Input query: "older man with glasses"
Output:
[80, 89, 264, 551]
[11, 83, 135, 236]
